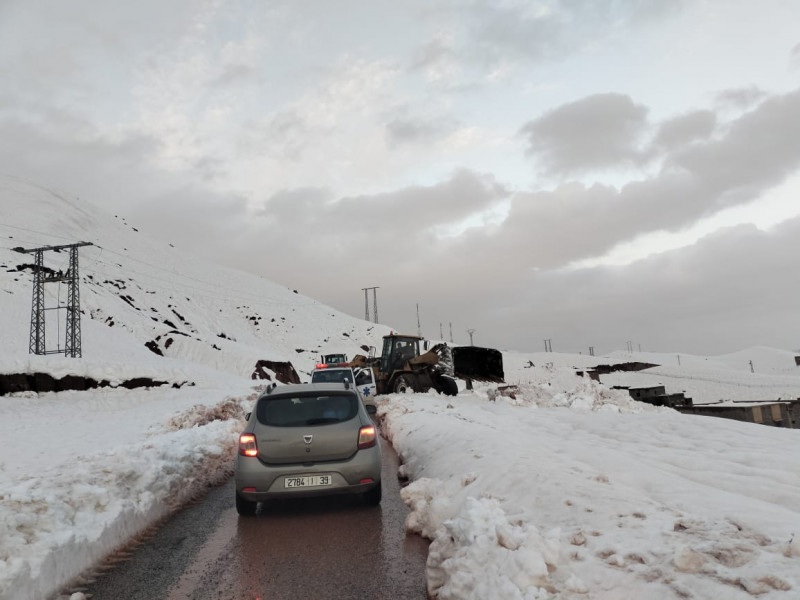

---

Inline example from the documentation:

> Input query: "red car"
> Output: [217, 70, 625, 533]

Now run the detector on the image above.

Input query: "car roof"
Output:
[260, 382, 357, 397]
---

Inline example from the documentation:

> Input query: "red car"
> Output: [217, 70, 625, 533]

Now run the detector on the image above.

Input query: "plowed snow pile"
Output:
[379, 380, 800, 600]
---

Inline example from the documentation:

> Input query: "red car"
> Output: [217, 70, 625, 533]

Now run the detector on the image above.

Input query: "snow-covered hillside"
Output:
[0, 175, 391, 380]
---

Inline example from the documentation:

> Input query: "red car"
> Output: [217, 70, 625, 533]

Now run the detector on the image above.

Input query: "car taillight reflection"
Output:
[357, 425, 377, 449]
[239, 433, 258, 457]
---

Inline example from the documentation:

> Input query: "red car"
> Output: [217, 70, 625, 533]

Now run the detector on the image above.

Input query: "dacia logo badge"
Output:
[303, 435, 313, 444]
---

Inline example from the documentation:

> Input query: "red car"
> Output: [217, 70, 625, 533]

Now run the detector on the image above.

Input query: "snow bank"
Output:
[380, 383, 800, 599]
[0, 387, 256, 600]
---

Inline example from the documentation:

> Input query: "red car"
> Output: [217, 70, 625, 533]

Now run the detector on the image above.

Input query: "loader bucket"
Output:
[452, 346, 505, 383]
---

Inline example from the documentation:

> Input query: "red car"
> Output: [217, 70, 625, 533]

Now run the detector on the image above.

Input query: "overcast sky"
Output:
[2, 0, 800, 355]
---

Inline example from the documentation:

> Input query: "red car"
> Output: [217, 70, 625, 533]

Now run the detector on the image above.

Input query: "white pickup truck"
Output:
[310, 365, 377, 413]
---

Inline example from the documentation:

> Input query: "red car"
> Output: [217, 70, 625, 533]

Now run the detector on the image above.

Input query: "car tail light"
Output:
[357, 425, 377, 449]
[239, 433, 258, 457]
[315, 363, 328, 369]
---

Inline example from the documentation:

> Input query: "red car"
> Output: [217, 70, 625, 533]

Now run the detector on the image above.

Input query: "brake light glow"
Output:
[359, 478, 374, 484]
[239, 433, 258, 457]
[357, 425, 377, 449]
[315, 363, 328, 369]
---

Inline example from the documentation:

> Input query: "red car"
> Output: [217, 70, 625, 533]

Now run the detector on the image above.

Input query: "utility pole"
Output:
[361, 287, 379, 323]
[449, 322, 453, 343]
[589, 346, 594, 356]
[416, 303, 421, 337]
[544, 339, 552, 352]
[16, 241, 93, 357]
[439, 322, 443, 340]
[467, 329, 475, 345]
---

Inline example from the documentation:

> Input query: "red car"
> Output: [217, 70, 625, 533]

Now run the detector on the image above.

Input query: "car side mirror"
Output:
[366, 405, 377, 415]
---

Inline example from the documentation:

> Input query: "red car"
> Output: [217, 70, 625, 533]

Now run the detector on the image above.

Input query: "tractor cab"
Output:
[380, 334, 422, 375]
[320, 353, 348, 366]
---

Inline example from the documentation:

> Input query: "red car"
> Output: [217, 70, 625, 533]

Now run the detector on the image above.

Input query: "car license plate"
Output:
[284, 475, 332, 488]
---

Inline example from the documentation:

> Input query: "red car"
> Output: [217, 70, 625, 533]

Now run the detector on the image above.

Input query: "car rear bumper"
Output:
[235, 446, 381, 500]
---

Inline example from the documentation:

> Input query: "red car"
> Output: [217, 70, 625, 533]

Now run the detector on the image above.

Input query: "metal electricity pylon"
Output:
[361, 286, 379, 323]
[16, 241, 93, 357]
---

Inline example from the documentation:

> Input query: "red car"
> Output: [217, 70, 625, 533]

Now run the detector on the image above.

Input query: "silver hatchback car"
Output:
[234, 381, 382, 515]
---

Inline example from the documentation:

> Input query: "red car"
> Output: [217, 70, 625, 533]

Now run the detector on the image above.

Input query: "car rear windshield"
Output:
[311, 369, 353, 384]
[256, 392, 359, 427]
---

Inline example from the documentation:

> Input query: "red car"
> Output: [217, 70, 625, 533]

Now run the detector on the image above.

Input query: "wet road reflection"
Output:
[82, 435, 429, 600]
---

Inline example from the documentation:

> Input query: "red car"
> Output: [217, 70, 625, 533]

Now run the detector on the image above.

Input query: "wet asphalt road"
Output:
[77, 435, 429, 600]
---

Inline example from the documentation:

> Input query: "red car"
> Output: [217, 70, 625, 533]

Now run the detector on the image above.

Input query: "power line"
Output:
[0, 222, 87, 244]
[3, 228, 344, 315]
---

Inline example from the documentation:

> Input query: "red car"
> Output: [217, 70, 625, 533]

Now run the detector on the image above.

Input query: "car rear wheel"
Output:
[394, 375, 413, 393]
[236, 492, 258, 516]
[364, 481, 382, 505]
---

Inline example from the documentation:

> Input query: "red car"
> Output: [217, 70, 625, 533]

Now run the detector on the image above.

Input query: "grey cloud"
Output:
[256, 187, 333, 226]
[450, 216, 800, 355]
[192, 156, 228, 183]
[411, 37, 456, 71]
[0, 116, 248, 260]
[715, 86, 768, 111]
[233, 83, 800, 324]
[257, 169, 507, 242]
[238, 110, 311, 161]
[507, 87, 800, 269]
[208, 63, 258, 88]
[653, 110, 716, 151]
[231, 169, 509, 307]
[0, 119, 160, 194]
[128, 188, 250, 247]
[520, 93, 649, 175]
[669, 88, 800, 206]
[385, 116, 456, 146]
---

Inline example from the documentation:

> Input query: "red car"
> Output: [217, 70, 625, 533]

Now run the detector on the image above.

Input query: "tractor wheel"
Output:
[393, 375, 413, 393]
[436, 375, 459, 396]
